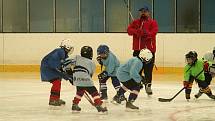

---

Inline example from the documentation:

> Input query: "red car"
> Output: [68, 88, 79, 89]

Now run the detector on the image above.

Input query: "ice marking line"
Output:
[169, 105, 215, 121]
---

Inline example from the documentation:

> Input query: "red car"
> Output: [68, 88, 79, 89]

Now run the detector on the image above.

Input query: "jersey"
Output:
[203, 52, 215, 64]
[40, 48, 68, 82]
[72, 55, 96, 87]
[116, 57, 143, 83]
[184, 59, 205, 82]
[101, 51, 120, 77]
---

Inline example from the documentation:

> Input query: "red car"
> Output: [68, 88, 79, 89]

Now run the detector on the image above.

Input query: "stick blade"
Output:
[158, 98, 172, 102]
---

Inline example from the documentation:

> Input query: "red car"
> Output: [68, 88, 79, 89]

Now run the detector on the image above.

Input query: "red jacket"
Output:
[127, 18, 158, 53]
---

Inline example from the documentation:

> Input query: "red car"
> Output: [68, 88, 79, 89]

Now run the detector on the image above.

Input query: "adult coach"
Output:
[127, 6, 158, 95]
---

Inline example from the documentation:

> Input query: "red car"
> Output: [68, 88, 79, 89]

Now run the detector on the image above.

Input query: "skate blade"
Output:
[125, 108, 140, 112]
[72, 110, 81, 114]
[98, 111, 108, 115]
[102, 99, 109, 103]
[110, 100, 121, 105]
[48, 105, 64, 110]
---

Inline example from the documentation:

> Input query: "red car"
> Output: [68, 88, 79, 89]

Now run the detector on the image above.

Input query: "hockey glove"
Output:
[183, 81, 190, 89]
[96, 56, 103, 65]
[61, 58, 76, 72]
[98, 71, 108, 81]
[203, 61, 209, 72]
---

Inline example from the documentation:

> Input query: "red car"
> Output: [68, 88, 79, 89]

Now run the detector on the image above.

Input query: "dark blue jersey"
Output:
[40, 48, 68, 82]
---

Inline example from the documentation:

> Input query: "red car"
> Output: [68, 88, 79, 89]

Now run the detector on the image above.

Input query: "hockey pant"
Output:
[118, 79, 141, 102]
[186, 76, 213, 97]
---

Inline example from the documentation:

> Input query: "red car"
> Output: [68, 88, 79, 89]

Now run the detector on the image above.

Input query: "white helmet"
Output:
[139, 48, 153, 62]
[60, 39, 74, 55]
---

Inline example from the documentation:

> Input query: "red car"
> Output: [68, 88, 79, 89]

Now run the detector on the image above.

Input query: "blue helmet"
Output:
[97, 45, 109, 55]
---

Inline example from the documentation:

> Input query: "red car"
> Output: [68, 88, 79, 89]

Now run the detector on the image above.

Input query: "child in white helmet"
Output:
[40, 39, 74, 106]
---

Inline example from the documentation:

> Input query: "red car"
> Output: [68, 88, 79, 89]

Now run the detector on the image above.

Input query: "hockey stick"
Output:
[158, 69, 204, 102]
[84, 92, 95, 106]
[123, 0, 134, 21]
[158, 87, 185, 102]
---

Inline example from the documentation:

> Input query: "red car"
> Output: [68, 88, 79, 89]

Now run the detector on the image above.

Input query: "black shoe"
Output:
[72, 104, 81, 111]
[95, 105, 108, 112]
[126, 101, 139, 110]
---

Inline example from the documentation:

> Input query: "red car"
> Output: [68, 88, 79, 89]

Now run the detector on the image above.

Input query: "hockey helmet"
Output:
[185, 51, 198, 65]
[97, 44, 109, 59]
[60, 39, 74, 55]
[81, 46, 93, 60]
[139, 48, 153, 63]
[97, 45, 109, 55]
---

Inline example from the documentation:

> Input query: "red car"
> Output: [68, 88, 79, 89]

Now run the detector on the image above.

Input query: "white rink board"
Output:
[0, 33, 215, 67]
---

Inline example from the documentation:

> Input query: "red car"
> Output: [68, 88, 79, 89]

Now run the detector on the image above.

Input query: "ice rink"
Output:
[0, 73, 215, 121]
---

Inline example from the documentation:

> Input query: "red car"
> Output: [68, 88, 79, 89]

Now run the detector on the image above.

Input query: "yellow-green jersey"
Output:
[184, 59, 205, 81]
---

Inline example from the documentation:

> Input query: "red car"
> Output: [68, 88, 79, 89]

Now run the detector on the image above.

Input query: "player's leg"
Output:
[99, 76, 109, 100]
[112, 82, 128, 104]
[110, 76, 125, 101]
[197, 80, 215, 100]
[86, 86, 108, 112]
[195, 73, 212, 99]
[49, 79, 65, 106]
[143, 53, 155, 95]
[126, 80, 140, 109]
[72, 87, 85, 111]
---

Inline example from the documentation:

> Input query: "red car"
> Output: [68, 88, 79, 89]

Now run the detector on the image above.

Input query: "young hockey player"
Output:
[183, 51, 215, 101]
[71, 46, 108, 113]
[40, 39, 74, 106]
[113, 48, 153, 110]
[195, 47, 215, 98]
[96, 44, 122, 101]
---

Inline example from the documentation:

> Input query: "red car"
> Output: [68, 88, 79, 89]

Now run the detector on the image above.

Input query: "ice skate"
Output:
[111, 94, 126, 104]
[194, 92, 203, 99]
[72, 104, 81, 112]
[95, 105, 108, 113]
[100, 91, 108, 101]
[59, 99, 66, 105]
[126, 101, 139, 110]
[49, 99, 65, 106]
[145, 83, 153, 95]
[208, 95, 215, 100]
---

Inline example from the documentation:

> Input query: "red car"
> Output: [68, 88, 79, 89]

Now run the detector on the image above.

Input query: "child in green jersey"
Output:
[183, 51, 215, 101]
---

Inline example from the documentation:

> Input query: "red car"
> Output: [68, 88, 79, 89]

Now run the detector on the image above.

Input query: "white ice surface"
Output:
[0, 78, 215, 121]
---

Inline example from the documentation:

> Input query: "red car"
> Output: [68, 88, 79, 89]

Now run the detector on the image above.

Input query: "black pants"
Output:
[204, 72, 212, 85]
[133, 50, 155, 86]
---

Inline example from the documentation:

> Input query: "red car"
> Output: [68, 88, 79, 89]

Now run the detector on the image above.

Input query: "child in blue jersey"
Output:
[40, 39, 74, 106]
[114, 48, 153, 110]
[96, 44, 122, 101]
[71, 46, 107, 113]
